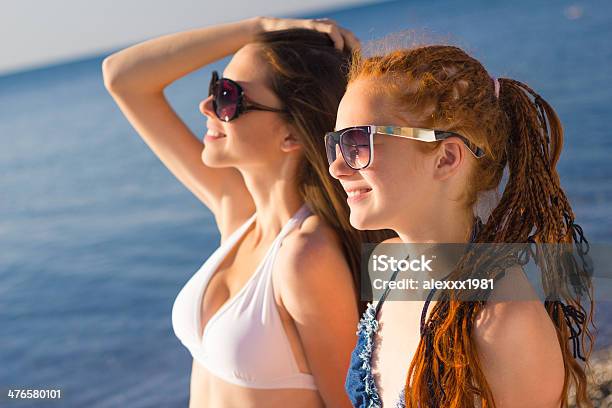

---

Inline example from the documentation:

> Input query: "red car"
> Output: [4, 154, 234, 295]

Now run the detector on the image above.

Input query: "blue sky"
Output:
[0, 0, 377, 75]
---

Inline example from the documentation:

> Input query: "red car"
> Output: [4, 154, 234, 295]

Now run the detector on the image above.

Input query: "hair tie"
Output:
[491, 76, 500, 99]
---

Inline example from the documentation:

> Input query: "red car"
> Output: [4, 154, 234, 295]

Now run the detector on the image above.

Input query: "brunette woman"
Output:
[103, 17, 391, 407]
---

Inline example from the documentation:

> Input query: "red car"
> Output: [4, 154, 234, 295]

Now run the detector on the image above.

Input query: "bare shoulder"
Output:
[273, 212, 355, 312]
[277, 212, 347, 270]
[473, 266, 565, 407]
[273, 212, 358, 407]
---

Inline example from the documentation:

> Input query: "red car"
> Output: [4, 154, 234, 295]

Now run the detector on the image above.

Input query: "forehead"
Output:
[336, 77, 412, 130]
[222, 44, 274, 97]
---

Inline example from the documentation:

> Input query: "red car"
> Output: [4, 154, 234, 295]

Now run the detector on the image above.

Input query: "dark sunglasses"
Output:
[325, 125, 485, 170]
[208, 70, 288, 122]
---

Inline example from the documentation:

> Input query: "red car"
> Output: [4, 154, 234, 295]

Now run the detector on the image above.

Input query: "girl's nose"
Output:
[199, 95, 215, 117]
[329, 145, 355, 179]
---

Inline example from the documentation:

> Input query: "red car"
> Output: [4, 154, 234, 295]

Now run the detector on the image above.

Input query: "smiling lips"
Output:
[346, 188, 371, 197]
[345, 187, 372, 204]
[204, 129, 226, 142]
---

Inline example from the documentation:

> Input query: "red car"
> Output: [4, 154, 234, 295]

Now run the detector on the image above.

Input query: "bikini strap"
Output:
[276, 203, 312, 242]
[374, 257, 406, 316]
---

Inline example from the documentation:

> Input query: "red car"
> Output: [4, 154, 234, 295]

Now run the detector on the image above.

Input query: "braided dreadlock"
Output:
[347, 45, 594, 407]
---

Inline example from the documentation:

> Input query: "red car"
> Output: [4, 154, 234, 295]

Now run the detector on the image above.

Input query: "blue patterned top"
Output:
[345, 301, 406, 407]
[345, 218, 484, 407]
[345, 257, 408, 408]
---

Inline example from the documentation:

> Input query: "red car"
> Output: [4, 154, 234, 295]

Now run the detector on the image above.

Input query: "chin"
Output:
[349, 209, 376, 231]
[349, 203, 393, 232]
[201, 150, 232, 168]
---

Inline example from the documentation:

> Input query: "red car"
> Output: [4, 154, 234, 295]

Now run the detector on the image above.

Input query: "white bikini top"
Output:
[171, 203, 317, 390]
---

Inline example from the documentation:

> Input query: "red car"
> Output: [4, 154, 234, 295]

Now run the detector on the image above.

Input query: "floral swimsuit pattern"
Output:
[345, 295, 407, 408]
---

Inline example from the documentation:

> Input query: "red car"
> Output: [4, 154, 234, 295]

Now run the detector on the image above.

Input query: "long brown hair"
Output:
[348, 45, 594, 407]
[254, 29, 396, 314]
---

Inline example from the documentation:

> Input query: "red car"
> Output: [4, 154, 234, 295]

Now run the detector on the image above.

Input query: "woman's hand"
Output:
[255, 16, 361, 51]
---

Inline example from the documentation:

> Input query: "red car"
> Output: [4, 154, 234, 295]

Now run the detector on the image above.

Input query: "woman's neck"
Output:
[394, 205, 475, 244]
[239, 166, 304, 245]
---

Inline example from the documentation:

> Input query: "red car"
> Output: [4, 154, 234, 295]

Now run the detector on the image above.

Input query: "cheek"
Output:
[209, 118, 281, 163]
[369, 149, 418, 189]
[201, 131, 263, 168]
[367, 147, 431, 203]
[363, 168, 404, 209]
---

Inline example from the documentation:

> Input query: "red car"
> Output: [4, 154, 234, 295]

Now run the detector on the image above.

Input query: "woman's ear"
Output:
[433, 138, 465, 180]
[280, 124, 302, 153]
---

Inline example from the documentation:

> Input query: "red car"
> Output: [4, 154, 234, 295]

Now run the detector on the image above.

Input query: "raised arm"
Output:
[101, 18, 263, 238]
[101, 16, 361, 238]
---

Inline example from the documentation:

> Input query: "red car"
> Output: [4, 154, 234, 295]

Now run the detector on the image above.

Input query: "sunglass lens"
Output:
[341, 128, 370, 169]
[208, 72, 217, 97]
[214, 79, 240, 121]
[325, 133, 339, 166]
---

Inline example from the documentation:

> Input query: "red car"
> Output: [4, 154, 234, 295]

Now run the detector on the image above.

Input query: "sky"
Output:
[0, 0, 378, 76]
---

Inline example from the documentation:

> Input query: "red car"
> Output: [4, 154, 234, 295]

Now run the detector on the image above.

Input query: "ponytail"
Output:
[496, 78, 593, 407]
[405, 77, 594, 408]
